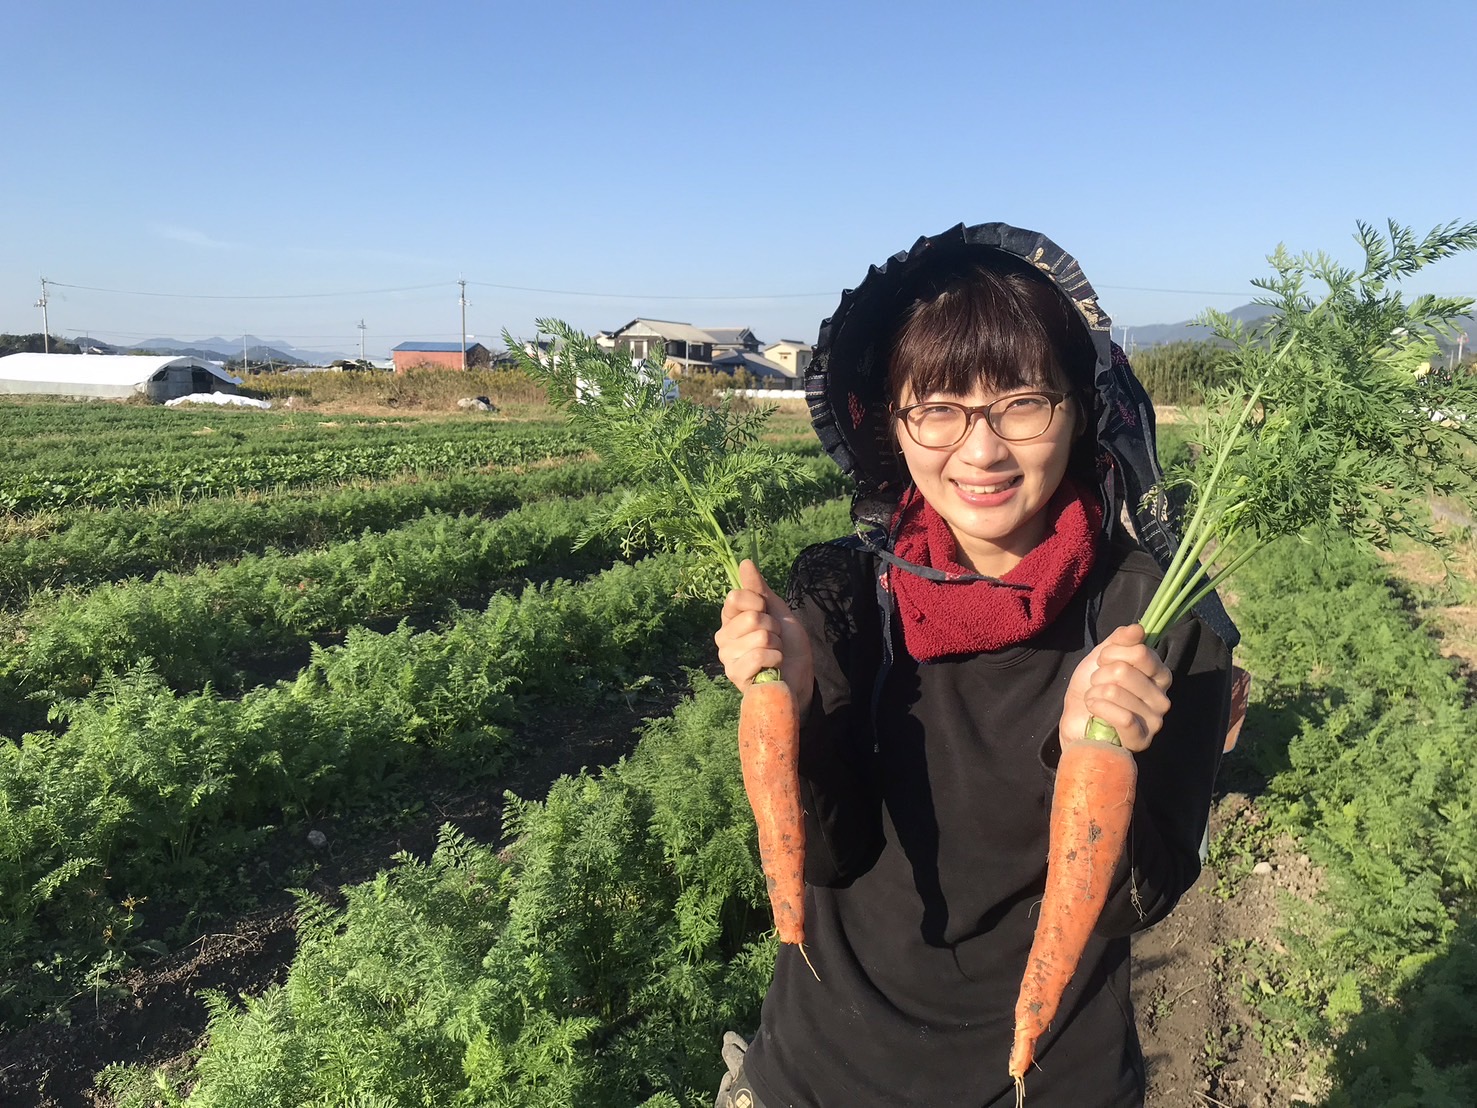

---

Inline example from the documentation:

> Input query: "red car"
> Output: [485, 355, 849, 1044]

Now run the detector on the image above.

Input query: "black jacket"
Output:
[741, 537, 1231, 1107]
[739, 222, 1238, 1106]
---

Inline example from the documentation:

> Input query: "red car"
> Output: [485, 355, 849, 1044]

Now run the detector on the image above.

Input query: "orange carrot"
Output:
[1009, 736, 1137, 1099]
[737, 677, 810, 958]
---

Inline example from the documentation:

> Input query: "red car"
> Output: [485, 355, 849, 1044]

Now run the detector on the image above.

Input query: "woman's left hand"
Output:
[1060, 624, 1173, 754]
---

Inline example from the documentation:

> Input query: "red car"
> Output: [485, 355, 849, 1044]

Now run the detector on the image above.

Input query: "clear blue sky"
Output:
[4, 0, 1475, 360]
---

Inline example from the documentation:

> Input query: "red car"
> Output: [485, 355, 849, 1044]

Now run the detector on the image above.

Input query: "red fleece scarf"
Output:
[888, 479, 1103, 661]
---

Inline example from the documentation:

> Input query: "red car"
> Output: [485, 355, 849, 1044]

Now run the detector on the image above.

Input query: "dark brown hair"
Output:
[886, 253, 1097, 407]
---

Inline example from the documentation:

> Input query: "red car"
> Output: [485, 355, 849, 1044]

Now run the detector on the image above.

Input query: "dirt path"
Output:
[1133, 796, 1323, 1108]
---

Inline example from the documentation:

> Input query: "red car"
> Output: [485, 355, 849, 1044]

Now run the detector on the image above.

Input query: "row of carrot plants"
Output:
[0, 498, 850, 1032]
[0, 461, 614, 605]
[1218, 534, 1475, 1105]
[0, 454, 846, 727]
[0, 428, 588, 513]
[4, 408, 528, 470]
[94, 525, 1474, 1108]
[0, 495, 624, 720]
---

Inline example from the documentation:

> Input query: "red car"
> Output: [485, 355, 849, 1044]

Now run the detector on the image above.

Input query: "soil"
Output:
[1134, 795, 1325, 1108]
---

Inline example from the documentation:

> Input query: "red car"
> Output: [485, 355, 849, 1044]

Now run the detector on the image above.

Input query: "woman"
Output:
[713, 223, 1236, 1107]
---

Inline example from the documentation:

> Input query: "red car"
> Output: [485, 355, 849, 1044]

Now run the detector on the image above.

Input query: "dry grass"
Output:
[1382, 507, 1477, 672]
[242, 367, 554, 417]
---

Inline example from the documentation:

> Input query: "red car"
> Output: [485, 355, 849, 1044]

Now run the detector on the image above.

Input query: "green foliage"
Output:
[1223, 533, 1477, 1102]
[0, 461, 615, 606]
[0, 495, 851, 1030]
[0, 420, 586, 513]
[1142, 221, 1477, 642]
[0, 494, 628, 715]
[102, 677, 773, 1108]
[0, 333, 83, 357]
[508, 321, 825, 598]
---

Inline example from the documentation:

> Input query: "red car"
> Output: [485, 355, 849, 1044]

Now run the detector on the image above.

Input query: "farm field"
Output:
[0, 387, 1474, 1108]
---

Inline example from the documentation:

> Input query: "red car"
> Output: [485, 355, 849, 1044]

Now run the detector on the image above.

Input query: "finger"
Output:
[722, 651, 784, 690]
[1081, 667, 1169, 720]
[1087, 682, 1170, 730]
[1090, 660, 1172, 707]
[1094, 645, 1172, 693]
[716, 614, 780, 659]
[738, 558, 774, 599]
[721, 585, 768, 619]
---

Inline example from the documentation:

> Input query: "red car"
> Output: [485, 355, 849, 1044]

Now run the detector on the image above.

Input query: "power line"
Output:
[41, 274, 1268, 305]
[44, 280, 450, 300]
[464, 279, 835, 301]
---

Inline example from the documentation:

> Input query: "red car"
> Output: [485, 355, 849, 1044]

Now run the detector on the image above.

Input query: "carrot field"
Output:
[0, 387, 1473, 1107]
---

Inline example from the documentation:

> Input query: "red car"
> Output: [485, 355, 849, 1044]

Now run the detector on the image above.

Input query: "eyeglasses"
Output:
[892, 392, 1068, 448]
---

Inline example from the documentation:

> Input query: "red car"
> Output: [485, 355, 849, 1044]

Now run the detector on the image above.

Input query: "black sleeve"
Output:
[1094, 613, 1233, 936]
[786, 544, 886, 888]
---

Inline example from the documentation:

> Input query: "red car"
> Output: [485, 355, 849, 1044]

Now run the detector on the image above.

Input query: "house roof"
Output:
[763, 339, 812, 351]
[392, 341, 488, 353]
[706, 327, 759, 346]
[0, 352, 241, 388]
[712, 350, 793, 378]
[613, 319, 718, 345]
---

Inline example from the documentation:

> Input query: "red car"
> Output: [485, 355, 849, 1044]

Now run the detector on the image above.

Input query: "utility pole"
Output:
[358, 318, 367, 363]
[242, 335, 249, 375]
[35, 277, 50, 353]
[458, 279, 469, 370]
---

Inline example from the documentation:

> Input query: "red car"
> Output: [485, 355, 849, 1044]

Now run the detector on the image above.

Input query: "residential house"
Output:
[609, 319, 716, 375]
[761, 340, 813, 379]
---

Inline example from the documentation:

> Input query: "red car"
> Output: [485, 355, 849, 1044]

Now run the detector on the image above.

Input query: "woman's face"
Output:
[894, 383, 1079, 577]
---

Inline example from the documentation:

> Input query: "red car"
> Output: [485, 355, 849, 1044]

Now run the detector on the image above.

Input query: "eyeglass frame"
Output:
[890, 390, 1074, 448]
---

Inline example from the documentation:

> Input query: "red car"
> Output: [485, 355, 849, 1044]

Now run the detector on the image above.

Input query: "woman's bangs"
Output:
[892, 277, 1065, 403]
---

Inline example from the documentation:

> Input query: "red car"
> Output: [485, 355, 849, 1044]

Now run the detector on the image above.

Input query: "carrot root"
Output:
[1009, 736, 1137, 1092]
[738, 680, 807, 950]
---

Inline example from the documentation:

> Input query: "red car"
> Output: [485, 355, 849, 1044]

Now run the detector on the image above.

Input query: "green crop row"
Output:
[1224, 535, 1476, 1105]
[0, 450, 840, 607]
[0, 498, 852, 1031]
[0, 455, 847, 728]
[0, 496, 629, 727]
[0, 429, 586, 513]
[0, 461, 613, 606]
[0, 406, 542, 471]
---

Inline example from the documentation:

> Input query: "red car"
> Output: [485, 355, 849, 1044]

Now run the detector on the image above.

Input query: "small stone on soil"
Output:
[308, 830, 328, 848]
[1252, 861, 1273, 875]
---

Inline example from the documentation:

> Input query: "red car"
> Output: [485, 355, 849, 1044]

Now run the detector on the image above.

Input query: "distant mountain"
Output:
[1125, 304, 1475, 355]
[127, 335, 349, 364]
[1123, 304, 1278, 349]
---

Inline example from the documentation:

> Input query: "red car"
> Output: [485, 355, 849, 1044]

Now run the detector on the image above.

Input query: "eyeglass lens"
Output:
[903, 394, 1057, 446]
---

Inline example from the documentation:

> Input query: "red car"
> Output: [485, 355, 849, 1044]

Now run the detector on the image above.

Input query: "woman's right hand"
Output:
[716, 559, 815, 716]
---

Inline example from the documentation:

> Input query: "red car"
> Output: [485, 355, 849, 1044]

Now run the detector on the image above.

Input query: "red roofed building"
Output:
[391, 341, 491, 373]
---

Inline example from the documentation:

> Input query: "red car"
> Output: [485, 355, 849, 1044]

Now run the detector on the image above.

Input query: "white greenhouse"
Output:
[0, 353, 243, 401]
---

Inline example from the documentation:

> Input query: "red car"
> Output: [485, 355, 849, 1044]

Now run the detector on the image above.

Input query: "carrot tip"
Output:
[798, 941, 820, 982]
[1014, 1074, 1025, 1108]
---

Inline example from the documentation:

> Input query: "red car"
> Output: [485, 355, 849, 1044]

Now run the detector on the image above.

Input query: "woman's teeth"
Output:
[957, 477, 1018, 495]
